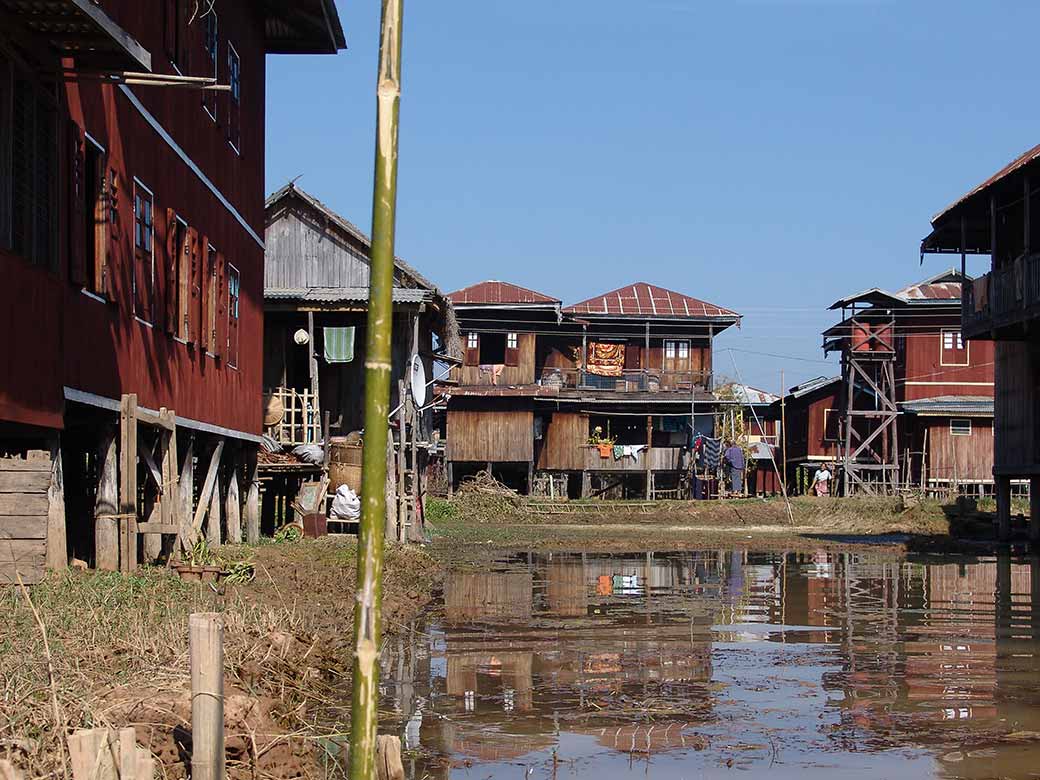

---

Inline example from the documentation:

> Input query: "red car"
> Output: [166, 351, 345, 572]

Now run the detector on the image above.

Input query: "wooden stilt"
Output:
[244, 448, 260, 544]
[95, 427, 119, 571]
[46, 435, 67, 570]
[178, 436, 195, 551]
[119, 394, 139, 572]
[581, 470, 591, 499]
[191, 440, 224, 545]
[385, 430, 398, 540]
[206, 459, 222, 548]
[446, 462, 454, 498]
[996, 475, 1012, 541]
[225, 449, 242, 544]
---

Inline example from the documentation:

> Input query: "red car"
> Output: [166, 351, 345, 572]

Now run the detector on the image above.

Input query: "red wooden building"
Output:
[0, 1, 344, 581]
[821, 271, 994, 495]
[921, 142, 1040, 538]
[769, 376, 843, 494]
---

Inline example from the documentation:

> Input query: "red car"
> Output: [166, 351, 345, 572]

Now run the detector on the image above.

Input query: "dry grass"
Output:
[1, 537, 442, 780]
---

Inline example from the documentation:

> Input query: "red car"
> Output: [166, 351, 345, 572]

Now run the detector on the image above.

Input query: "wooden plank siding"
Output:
[447, 409, 534, 463]
[583, 447, 683, 472]
[460, 333, 537, 386]
[782, 390, 842, 463]
[994, 341, 1040, 474]
[900, 322, 995, 402]
[537, 413, 589, 471]
[923, 418, 994, 483]
[0, 456, 50, 584]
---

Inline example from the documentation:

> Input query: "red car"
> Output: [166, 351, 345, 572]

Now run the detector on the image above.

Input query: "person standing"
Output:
[809, 463, 833, 497]
[723, 441, 745, 496]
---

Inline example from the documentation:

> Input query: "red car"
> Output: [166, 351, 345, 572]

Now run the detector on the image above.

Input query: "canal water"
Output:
[377, 549, 1040, 779]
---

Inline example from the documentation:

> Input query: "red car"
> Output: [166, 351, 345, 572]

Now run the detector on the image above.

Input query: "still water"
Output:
[378, 549, 1040, 779]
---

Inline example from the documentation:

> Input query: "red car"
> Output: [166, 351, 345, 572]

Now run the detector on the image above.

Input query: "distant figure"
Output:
[810, 463, 833, 497]
[723, 441, 745, 495]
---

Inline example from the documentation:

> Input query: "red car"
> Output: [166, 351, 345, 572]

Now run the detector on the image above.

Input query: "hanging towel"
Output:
[323, 326, 355, 363]
[613, 445, 625, 460]
[702, 437, 722, 471]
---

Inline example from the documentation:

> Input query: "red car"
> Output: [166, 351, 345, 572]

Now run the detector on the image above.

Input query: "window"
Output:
[663, 340, 690, 372]
[205, 243, 219, 353]
[504, 332, 519, 367]
[467, 333, 478, 349]
[824, 409, 841, 441]
[203, 10, 218, 119]
[950, 419, 972, 437]
[164, 0, 190, 74]
[507, 332, 518, 349]
[464, 332, 479, 366]
[227, 263, 240, 367]
[70, 133, 111, 297]
[164, 213, 188, 336]
[941, 328, 969, 366]
[3, 65, 58, 271]
[227, 43, 240, 152]
[132, 181, 154, 322]
[478, 333, 506, 364]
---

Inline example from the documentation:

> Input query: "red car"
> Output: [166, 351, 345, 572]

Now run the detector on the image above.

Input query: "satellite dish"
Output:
[293, 329, 310, 345]
[410, 355, 428, 407]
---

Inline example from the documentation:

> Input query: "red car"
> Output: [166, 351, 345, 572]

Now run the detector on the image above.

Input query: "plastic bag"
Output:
[331, 484, 361, 520]
[292, 443, 325, 464]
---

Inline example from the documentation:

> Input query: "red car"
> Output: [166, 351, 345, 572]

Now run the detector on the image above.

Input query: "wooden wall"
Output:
[537, 412, 588, 471]
[460, 332, 536, 386]
[783, 389, 841, 462]
[900, 320, 995, 402]
[0, 454, 50, 584]
[923, 418, 994, 483]
[447, 409, 534, 463]
[994, 340, 1039, 475]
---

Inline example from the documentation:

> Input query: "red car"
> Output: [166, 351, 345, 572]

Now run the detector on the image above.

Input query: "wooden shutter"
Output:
[464, 334, 479, 366]
[198, 238, 211, 352]
[187, 227, 200, 344]
[98, 165, 115, 299]
[504, 334, 519, 367]
[623, 343, 640, 370]
[67, 120, 86, 286]
[212, 250, 225, 358]
[164, 209, 177, 333]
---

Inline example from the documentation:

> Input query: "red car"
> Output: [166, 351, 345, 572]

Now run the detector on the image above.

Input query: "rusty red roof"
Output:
[932, 141, 1040, 224]
[448, 280, 560, 306]
[564, 283, 738, 319]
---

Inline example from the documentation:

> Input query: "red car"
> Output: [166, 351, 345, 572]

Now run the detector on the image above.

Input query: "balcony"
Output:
[582, 446, 684, 472]
[962, 255, 1040, 340]
[539, 367, 712, 394]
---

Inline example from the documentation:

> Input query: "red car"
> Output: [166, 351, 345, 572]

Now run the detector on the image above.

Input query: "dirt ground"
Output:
[1, 538, 442, 780]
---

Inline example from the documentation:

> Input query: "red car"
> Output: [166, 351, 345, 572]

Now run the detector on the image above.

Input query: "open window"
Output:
[941, 328, 969, 367]
[202, 9, 218, 120]
[504, 332, 519, 367]
[663, 340, 690, 374]
[464, 332, 479, 366]
[133, 179, 154, 323]
[824, 408, 841, 441]
[227, 263, 240, 367]
[164, 0, 190, 74]
[227, 42, 240, 153]
[950, 418, 972, 437]
[479, 333, 507, 365]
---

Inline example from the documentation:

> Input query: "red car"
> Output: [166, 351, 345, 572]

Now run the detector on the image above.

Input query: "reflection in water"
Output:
[378, 550, 1040, 780]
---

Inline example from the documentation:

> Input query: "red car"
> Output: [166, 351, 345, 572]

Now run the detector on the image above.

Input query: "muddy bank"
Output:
[427, 493, 987, 553]
[1, 538, 442, 780]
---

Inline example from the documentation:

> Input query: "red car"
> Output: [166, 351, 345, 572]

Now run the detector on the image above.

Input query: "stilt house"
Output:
[0, 2, 345, 582]
[769, 377, 843, 494]
[262, 183, 457, 540]
[445, 281, 741, 499]
[822, 271, 994, 496]
[921, 142, 1040, 537]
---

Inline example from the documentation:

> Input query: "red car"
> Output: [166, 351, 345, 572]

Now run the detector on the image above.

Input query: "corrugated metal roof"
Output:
[787, 376, 841, 399]
[449, 280, 560, 306]
[931, 142, 1040, 225]
[720, 383, 779, 405]
[830, 270, 966, 309]
[262, 0, 346, 53]
[900, 396, 994, 416]
[265, 287, 433, 304]
[564, 283, 739, 319]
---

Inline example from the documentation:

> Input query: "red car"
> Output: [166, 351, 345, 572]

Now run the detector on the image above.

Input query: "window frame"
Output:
[202, 9, 219, 121]
[205, 241, 219, 356]
[226, 261, 240, 368]
[823, 408, 841, 442]
[506, 332, 518, 349]
[132, 178, 155, 325]
[170, 213, 190, 341]
[940, 327, 969, 367]
[950, 418, 972, 437]
[226, 41, 241, 154]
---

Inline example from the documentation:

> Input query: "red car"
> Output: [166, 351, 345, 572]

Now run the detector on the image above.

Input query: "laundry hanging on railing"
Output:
[586, 342, 625, 377]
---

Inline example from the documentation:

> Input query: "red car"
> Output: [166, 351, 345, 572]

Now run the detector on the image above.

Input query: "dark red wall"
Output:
[0, 1, 265, 434]
[898, 314, 994, 402]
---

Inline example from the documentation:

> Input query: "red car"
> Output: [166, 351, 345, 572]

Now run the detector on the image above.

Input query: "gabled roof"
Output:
[829, 270, 967, 310]
[265, 182, 440, 294]
[931, 142, 1040, 225]
[564, 283, 739, 319]
[786, 376, 841, 399]
[449, 280, 560, 306]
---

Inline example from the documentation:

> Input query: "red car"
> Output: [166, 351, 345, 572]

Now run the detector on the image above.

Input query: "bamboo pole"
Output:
[351, 0, 404, 777]
[190, 613, 224, 780]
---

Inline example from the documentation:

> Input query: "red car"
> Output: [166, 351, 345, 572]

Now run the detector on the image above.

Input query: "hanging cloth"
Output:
[323, 326, 355, 363]
[702, 437, 722, 471]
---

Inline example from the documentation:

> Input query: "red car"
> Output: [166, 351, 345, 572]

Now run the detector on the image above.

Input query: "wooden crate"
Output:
[264, 387, 321, 446]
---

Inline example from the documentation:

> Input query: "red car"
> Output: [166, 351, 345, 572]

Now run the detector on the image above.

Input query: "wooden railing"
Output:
[963, 254, 1040, 338]
[539, 367, 712, 394]
[582, 445, 684, 472]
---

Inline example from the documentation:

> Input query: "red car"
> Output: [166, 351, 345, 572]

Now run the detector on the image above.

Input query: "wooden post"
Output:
[396, 379, 407, 542]
[780, 370, 787, 496]
[446, 461, 454, 498]
[385, 430, 398, 540]
[207, 459, 222, 548]
[244, 448, 260, 544]
[46, 435, 67, 570]
[189, 612, 224, 780]
[119, 394, 139, 572]
[308, 311, 320, 416]
[375, 734, 405, 780]
[95, 426, 119, 571]
[191, 439, 224, 544]
[645, 415, 653, 500]
[225, 448, 241, 544]
[179, 435, 195, 551]
[581, 470, 590, 499]
[996, 475, 1012, 541]
[1030, 476, 1040, 543]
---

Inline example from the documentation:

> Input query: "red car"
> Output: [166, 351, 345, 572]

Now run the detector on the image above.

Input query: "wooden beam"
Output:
[206, 461, 222, 548]
[178, 436, 195, 551]
[244, 448, 260, 544]
[45, 436, 67, 570]
[95, 427, 119, 571]
[225, 449, 242, 544]
[191, 440, 224, 535]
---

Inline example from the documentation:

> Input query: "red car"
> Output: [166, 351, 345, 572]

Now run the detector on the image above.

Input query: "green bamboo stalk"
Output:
[349, 1, 404, 778]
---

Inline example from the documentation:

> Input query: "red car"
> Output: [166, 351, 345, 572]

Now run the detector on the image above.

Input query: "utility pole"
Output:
[780, 369, 787, 495]
[350, 1, 403, 778]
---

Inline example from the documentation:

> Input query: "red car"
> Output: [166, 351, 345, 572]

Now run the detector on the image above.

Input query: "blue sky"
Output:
[266, 1, 1032, 392]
